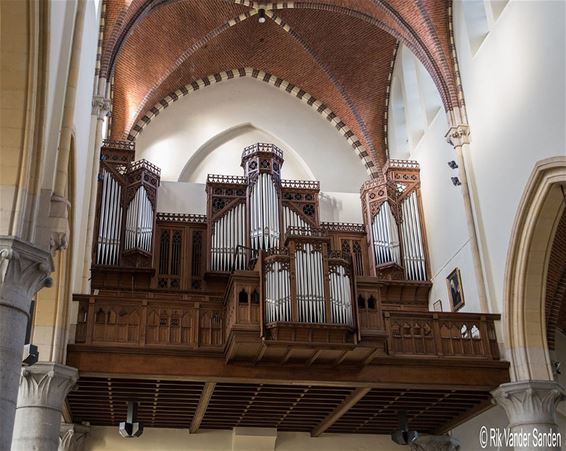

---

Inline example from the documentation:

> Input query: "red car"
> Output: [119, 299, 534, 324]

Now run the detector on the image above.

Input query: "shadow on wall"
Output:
[319, 193, 342, 222]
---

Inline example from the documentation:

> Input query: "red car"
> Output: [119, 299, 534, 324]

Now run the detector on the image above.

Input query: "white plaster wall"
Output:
[388, 0, 566, 315]
[157, 182, 207, 214]
[412, 110, 481, 312]
[83, 427, 405, 451]
[389, 47, 480, 312]
[319, 192, 363, 224]
[453, 0, 566, 313]
[135, 76, 368, 192]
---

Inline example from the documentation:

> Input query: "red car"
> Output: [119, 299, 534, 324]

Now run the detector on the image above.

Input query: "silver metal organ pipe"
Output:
[405, 193, 416, 279]
[410, 191, 425, 279]
[97, 171, 108, 264]
[109, 176, 119, 263]
[106, 176, 115, 264]
[400, 191, 426, 280]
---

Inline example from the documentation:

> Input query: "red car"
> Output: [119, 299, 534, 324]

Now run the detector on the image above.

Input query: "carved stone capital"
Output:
[492, 380, 565, 428]
[49, 231, 69, 255]
[445, 124, 471, 148]
[92, 95, 111, 119]
[0, 237, 53, 314]
[410, 435, 460, 451]
[18, 363, 78, 411]
[59, 423, 90, 451]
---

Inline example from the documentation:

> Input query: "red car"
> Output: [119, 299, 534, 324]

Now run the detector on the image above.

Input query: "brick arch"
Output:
[127, 68, 378, 178]
[100, 0, 460, 112]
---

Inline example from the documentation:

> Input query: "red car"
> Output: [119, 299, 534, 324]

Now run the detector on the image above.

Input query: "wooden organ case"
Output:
[73, 142, 507, 435]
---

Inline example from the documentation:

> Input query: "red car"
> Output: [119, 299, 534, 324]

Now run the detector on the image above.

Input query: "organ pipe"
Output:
[264, 261, 291, 323]
[283, 206, 309, 233]
[211, 203, 245, 271]
[295, 244, 325, 323]
[329, 266, 353, 326]
[400, 191, 426, 280]
[96, 169, 122, 265]
[371, 201, 400, 266]
[124, 186, 154, 254]
[250, 173, 280, 251]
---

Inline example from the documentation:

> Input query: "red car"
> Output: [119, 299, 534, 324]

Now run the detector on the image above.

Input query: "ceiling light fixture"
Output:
[258, 8, 266, 23]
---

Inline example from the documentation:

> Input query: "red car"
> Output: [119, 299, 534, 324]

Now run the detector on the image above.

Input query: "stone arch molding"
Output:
[504, 156, 566, 381]
[127, 68, 378, 178]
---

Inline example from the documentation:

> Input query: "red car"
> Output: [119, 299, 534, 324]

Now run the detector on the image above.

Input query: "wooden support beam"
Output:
[311, 387, 370, 437]
[190, 382, 216, 433]
[306, 350, 321, 367]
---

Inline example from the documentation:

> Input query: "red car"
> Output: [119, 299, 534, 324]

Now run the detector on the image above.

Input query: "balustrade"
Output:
[75, 295, 224, 348]
[74, 296, 500, 361]
[384, 311, 500, 359]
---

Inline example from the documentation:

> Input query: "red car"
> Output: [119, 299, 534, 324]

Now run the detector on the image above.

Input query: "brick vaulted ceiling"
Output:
[100, 0, 459, 172]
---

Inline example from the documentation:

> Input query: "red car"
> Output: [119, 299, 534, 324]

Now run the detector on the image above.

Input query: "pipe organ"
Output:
[263, 229, 354, 326]
[206, 144, 320, 273]
[92, 142, 428, 331]
[95, 140, 160, 268]
[361, 160, 428, 280]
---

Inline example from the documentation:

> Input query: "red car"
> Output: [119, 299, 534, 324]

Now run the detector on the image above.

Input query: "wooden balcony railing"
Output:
[384, 311, 500, 359]
[74, 295, 225, 349]
[73, 296, 501, 362]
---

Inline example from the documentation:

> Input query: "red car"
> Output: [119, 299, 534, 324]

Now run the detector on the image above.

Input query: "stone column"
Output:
[59, 423, 90, 451]
[445, 124, 489, 313]
[410, 434, 460, 451]
[492, 380, 565, 451]
[80, 94, 110, 293]
[0, 237, 52, 450]
[11, 363, 78, 451]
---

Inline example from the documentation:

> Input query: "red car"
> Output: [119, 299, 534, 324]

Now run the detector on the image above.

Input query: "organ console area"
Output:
[68, 140, 506, 433]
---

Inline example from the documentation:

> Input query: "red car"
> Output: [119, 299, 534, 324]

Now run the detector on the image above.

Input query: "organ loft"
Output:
[65, 141, 508, 435]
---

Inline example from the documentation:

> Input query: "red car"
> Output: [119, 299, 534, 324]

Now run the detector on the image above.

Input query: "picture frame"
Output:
[446, 268, 465, 311]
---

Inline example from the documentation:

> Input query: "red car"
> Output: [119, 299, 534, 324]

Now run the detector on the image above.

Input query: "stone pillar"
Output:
[59, 423, 90, 451]
[492, 380, 565, 451]
[80, 94, 111, 293]
[0, 237, 52, 450]
[410, 434, 460, 451]
[11, 363, 78, 451]
[445, 124, 489, 313]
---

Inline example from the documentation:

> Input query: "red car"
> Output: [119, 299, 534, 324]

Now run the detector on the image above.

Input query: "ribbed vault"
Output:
[100, 0, 459, 173]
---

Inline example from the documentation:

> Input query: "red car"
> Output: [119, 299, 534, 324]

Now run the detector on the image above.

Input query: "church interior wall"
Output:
[135, 76, 368, 192]
[82, 427, 406, 451]
[452, 0, 566, 313]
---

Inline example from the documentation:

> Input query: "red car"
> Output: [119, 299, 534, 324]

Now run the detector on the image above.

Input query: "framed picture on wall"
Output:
[433, 299, 443, 312]
[446, 268, 465, 311]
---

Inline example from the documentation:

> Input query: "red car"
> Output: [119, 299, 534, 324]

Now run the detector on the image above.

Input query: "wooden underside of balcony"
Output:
[65, 350, 508, 435]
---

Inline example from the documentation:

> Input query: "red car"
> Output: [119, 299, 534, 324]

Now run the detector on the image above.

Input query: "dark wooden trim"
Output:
[66, 346, 509, 390]
[311, 387, 371, 436]
[190, 382, 216, 433]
